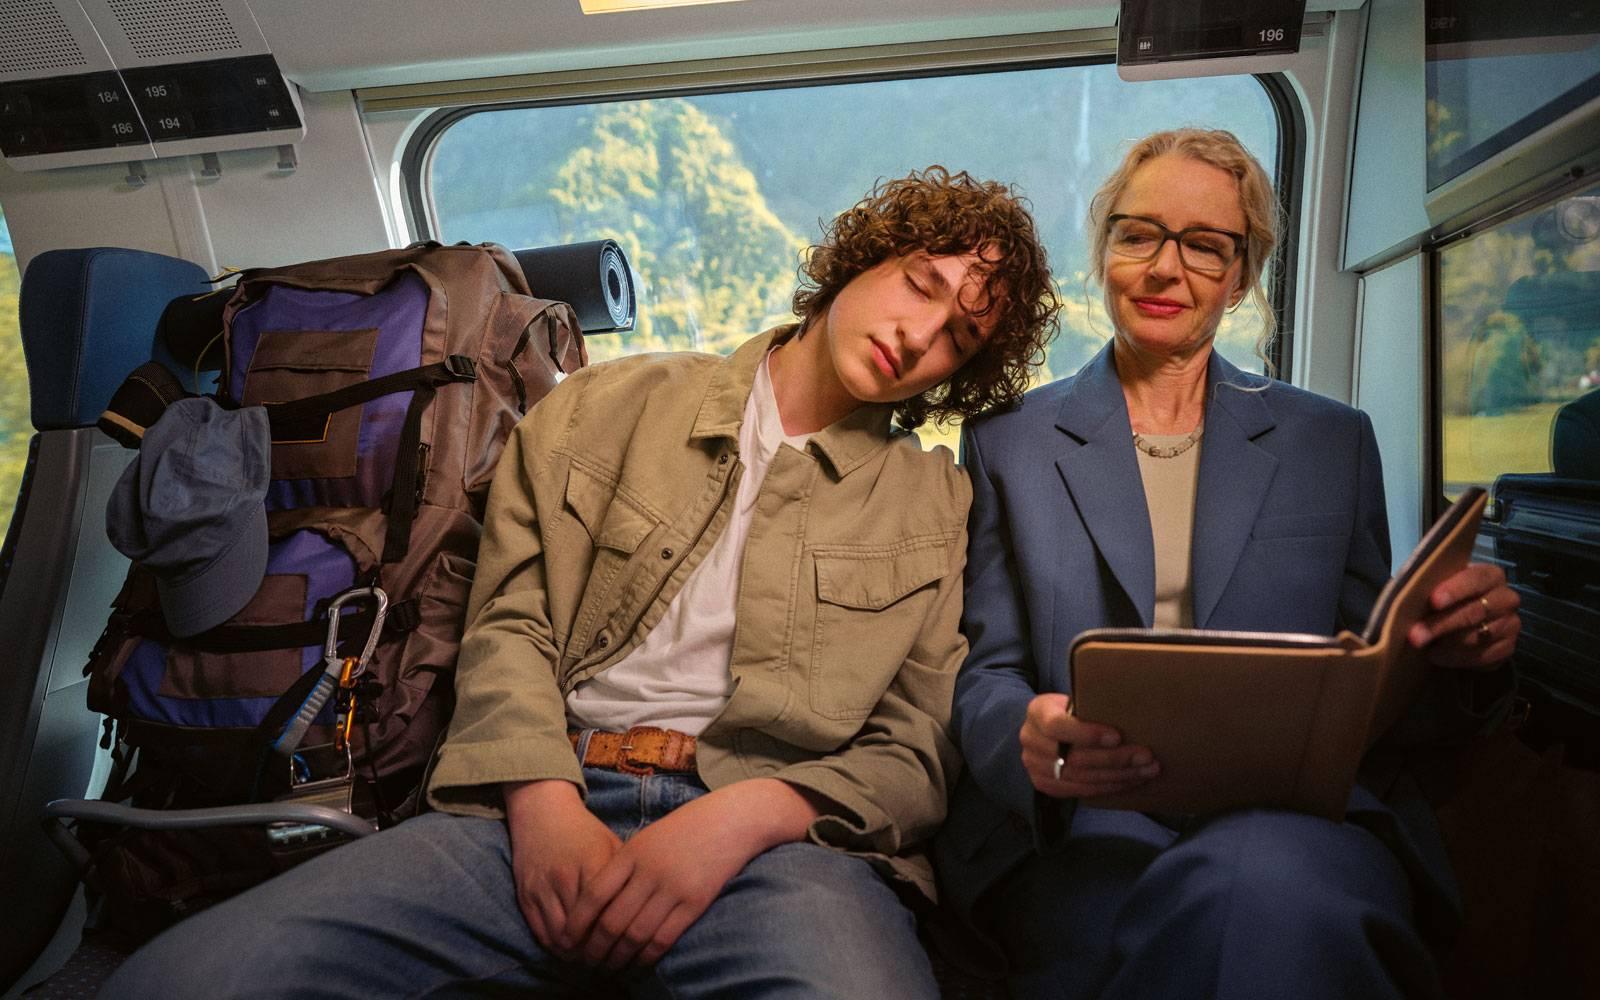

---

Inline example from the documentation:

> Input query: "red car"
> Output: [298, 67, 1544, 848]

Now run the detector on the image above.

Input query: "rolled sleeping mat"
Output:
[158, 239, 638, 372]
[514, 239, 636, 334]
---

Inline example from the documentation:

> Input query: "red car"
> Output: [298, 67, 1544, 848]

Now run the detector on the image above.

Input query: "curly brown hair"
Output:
[791, 166, 1060, 429]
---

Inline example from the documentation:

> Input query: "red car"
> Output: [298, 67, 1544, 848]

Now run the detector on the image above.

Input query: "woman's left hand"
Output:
[1406, 562, 1521, 671]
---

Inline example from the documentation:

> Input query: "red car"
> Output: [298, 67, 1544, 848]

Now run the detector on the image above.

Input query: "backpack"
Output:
[74, 242, 585, 937]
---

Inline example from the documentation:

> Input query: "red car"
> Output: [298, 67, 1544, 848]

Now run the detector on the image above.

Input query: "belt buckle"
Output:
[617, 726, 655, 776]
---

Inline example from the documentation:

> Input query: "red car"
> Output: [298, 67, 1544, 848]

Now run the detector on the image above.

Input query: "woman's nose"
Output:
[1148, 237, 1184, 277]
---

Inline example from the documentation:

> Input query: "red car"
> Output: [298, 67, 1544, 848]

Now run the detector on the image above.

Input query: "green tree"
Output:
[540, 100, 805, 362]
[0, 212, 30, 541]
[1470, 311, 1542, 415]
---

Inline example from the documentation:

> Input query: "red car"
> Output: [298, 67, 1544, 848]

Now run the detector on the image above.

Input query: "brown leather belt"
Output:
[569, 726, 697, 775]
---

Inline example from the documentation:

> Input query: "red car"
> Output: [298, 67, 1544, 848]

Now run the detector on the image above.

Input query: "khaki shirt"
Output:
[428, 328, 970, 899]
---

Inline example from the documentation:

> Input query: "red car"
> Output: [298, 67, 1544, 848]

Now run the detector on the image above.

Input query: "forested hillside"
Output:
[430, 64, 1279, 399]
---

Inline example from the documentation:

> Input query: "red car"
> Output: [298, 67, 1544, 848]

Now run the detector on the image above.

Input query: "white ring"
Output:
[1052, 756, 1065, 782]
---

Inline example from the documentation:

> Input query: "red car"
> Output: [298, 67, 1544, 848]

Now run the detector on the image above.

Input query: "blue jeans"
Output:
[100, 767, 938, 999]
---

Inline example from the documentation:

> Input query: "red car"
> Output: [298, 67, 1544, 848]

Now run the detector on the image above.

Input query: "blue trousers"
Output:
[985, 807, 1441, 1000]
[100, 767, 938, 999]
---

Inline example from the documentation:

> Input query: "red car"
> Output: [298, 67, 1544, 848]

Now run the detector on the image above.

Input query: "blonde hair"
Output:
[1086, 128, 1282, 371]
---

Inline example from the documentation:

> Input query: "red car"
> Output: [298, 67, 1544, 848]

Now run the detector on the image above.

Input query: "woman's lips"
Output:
[1133, 298, 1184, 318]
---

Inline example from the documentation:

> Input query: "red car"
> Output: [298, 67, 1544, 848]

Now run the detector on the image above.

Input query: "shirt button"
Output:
[660, 548, 674, 559]
[596, 635, 609, 649]
[718, 453, 730, 465]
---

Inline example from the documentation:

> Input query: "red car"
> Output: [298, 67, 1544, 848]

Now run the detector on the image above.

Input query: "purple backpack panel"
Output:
[120, 529, 357, 729]
[228, 273, 428, 511]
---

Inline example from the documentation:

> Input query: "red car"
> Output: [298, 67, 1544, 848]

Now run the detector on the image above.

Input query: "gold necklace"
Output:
[1132, 423, 1203, 459]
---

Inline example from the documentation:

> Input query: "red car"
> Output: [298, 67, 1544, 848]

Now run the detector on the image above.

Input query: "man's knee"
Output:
[657, 843, 937, 999]
[100, 912, 267, 999]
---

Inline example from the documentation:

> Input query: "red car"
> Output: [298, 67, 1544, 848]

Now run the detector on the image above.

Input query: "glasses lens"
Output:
[1109, 218, 1166, 259]
[1178, 231, 1238, 273]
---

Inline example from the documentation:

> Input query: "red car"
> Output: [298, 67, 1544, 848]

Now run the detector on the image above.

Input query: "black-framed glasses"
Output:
[1106, 214, 1246, 274]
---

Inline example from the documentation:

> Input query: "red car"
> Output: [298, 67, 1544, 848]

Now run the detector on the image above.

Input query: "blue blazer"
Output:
[935, 343, 1461, 933]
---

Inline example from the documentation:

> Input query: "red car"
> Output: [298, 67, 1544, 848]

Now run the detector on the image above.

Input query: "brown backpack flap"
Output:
[456, 291, 585, 500]
[220, 243, 584, 518]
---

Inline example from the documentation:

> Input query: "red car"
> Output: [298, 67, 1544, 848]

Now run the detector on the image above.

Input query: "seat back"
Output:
[0, 248, 208, 991]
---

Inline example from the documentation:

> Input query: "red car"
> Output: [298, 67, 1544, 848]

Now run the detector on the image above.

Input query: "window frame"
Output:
[1424, 168, 1600, 522]
[398, 57, 1302, 378]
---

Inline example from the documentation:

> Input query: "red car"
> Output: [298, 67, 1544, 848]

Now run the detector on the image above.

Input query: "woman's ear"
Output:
[1227, 278, 1247, 310]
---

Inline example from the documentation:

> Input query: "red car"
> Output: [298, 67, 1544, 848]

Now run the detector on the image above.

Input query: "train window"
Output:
[419, 64, 1282, 442]
[0, 208, 23, 542]
[1438, 181, 1600, 497]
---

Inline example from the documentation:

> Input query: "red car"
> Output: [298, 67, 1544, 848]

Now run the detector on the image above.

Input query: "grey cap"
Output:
[107, 397, 271, 638]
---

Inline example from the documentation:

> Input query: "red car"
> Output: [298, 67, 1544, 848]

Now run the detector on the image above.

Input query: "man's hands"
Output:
[505, 780, 621, 959]
[564, 779, 819, 968]
[1407, 562, 1521, 671]
[1021, 692, 1158, 799]
[506, 777, 821, 969]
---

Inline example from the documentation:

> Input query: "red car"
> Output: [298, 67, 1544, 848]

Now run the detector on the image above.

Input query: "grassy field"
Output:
[1443, 402, 1560, 491]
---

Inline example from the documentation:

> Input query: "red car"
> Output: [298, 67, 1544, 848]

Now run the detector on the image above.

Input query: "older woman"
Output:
[936, 129, 1520, 1000]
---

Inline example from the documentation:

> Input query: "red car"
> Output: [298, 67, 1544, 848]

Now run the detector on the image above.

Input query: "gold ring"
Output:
[1479, 595, 1491, 623]
[1052, 756, 1066, 782]
[1477, 619, 1493, 642]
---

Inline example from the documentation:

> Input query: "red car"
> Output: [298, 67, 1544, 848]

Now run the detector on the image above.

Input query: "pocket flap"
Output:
[564, 466, 655, 553]
[249, 328, 379, 373]
[814, 542, 951, 610]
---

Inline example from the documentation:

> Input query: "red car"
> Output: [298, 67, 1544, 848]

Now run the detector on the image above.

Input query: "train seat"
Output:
[1, 247, 210, 995]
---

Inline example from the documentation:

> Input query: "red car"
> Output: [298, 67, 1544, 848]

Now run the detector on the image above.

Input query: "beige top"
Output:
[1134, 435, 1202, 628]
[427, 329, 969, 901]
[566, 352, 808, 734]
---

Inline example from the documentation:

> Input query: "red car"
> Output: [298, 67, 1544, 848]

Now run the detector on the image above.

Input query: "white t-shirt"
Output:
[565, 352, 810, 734]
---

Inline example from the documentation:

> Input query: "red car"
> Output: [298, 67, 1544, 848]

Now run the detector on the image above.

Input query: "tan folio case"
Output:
[1068, 487, 1488, 821]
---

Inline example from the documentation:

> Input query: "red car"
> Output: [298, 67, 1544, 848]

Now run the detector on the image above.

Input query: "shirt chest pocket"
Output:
[561, 464, 659, 658]
[808, 542, 951, 720]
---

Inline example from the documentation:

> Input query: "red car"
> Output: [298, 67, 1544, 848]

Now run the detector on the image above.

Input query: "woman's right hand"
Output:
[1022, 693, 1160, 799]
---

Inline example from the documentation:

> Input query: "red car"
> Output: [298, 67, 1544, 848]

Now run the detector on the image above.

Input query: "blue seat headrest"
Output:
[19, 248, 210, 431]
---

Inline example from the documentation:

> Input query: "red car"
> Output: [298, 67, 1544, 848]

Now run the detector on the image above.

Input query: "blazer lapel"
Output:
[1054, 344, 1156, 627]
[1191, 352, 1279, 627]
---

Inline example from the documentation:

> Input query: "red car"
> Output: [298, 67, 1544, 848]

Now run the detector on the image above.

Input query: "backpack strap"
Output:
[120, 600, 419, 652]
[380, 383, 435, 565]
[260, 355, 477, 565]
[261, 355, 477, 443]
